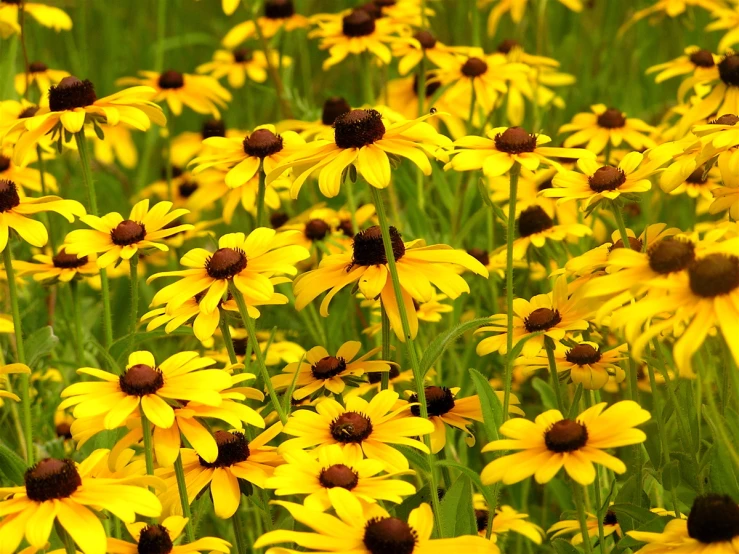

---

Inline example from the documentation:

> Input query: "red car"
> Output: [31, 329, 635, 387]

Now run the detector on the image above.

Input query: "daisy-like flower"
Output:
[12, 246, 98, 283]
[481, 400, 650, 485]
[0, 456, 161, 554]
[271, 341, 391, 401]
[222, 0, 310, 47]
[549, 507, 621, 545]
[147, 229, 309, 317]
[267, 108, 451, 198]
[196, 47, 290, 89]
[445, 126, 594, 177]
[709, 6, 739, 52]
[668, 163, 722, 214]
[482, 0, 583, 35]
[559, 104, 656, 154]
[474, 497, 545, 543]
[0, 148, 57, 197]
[476, 276, 594, 357]
[0, 179, 85, 252]
[107, 516, 230, 554]
[0, 1, 71, 37]
[8, 76, 166, 166]
[14, 61, 68, 96]
[59, 350, 232, 430]
[280, 389, 435, 471]
[159, 425, 283, 519]
[276, 96, 352, 141]
[509, 204, 592, 259]
[293, 225, 488, 341]
[393, 29, 466, 76]
[117, 70, 231, 117]
[647, 47, 718, 86]
[63, 199, 191, 268]
[515, 341, 628, 390]
[266, 443, 416, 511]
[0, 363, 30, 402]
[255, 490, 498, 554]
[623, 0, 724, 34]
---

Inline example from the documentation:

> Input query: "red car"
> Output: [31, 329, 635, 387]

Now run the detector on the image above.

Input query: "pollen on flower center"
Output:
[334, 109, 386, 149]
[719, 54, 739, 87]
[243, 129, 284, 158]
[687, 494, 739, 544]
[24, 458, 82, 502]
[494, 127, 537, 154]
[119, 364, 165, 396]
[518, 205, 554, 237]
[647, 239, 695, 274]
[304, 219, 331, 241]
[565, 344, 602, 365]
[342, 10, 376, 37]
[711, 114, 739, 125]
[466, 248, 490, 267]
[461, 57, 488, 77]
[322, 97, 351, 126]
[686, 166, 709, 184]
[29, 61, 48, 73]
[367, 366, 400, 384]
[588, 166, 626, 192]
[414, 30, 437, 50]
[690, 49, 715, 68]
[524, 307, 562, 333]
[311, 356, 347, 380]
[544, 419, 589, 452]
[497, 38, 520, 53]
[318, 464, 359, 490]
[110, 220, 146, 246]
[48, 76, 97, 112]
[202, 118, 226, 139]
[137, 525, 174, 554]
[0, 180, 21, 212]
[410, 386, 455, 417]
[363, 517, 418, 554]
[265, 0, 294, 18]
[596, 108, 626, 129]
[158, 70, 184, 89]
[688, 253, 739, 297]
[206, 247, 247, 279]
[53, 248, 88, 269]
[351, 225, 405, 267]
[199, 430, 250, 468]
[330, 411, 373, 443]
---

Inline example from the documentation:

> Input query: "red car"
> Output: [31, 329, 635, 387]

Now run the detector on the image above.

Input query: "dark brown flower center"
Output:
[688, 254, 739, 297]
[687, 494, 739, 544]
[686, 166, 709, 184]
[538, 179, 554, 191]
[414, 30, 436, 50]
[690, 49, 715, 68]
[270, 212, 289, 229]
[119, 364, 164, 396]
[311, 356, 347, 380]
[410, 386, 455, 417]
[206, 247, 247, 279]
[233, 48, 253, 63]
[265, 0, 294, 18]
[413, 73, 440, 98]
[334, 109, 386, 149]
[232, 337, 248, 357]
[367, 366, 400, 384]
[544, 419, 589, 452]
[304, 219, 331, 241]
[53, 248, 88, 269]
[330, 411, 373, 443]
[158, 70, 184, 89]
[588, 166, 626, 192]
[596, 108, 626, 129]
[29, 61, 47, 73]
[475, 509, 489, 532]
[202, 118, 226, 139]
[524, 307, 562, 333]
[56, 422, 72, 439]
[719, 54, 739, 87]
[178, 180, 198, 198]
[167, 166, 184, 179]
[111, 220, 146, 246]
[518, 205, 554, 238]
[318, 464, 359, 489]
[342, 10, 376, 37]
[322, 96, 351, 126]
[351, 225, 405, 267]
[461, 57, 488, 77]
[243, 129, 284, 158]
[494, 127, 537, 154]
[0, 156, 10, 172]
[358, 1, 384, 18]
[609, 236, 643, 252]
[0, 180, 20, 212]
[466, 247, 490, 267]
[497, 38, 520, 53]
[603, 510, 618, 526]
[647, 239, 695, 274]
[137, 524, 174, 554]
[364, 517, 417, 554]
[711, 114, 739, 126]
[566, 344, 601, 365]
[24, 458, 81, 501]
[199, 430, 250, 467]
[48, 76, 97, 112]
[19, 105, 40, 118]
[337, 218, 354, 237]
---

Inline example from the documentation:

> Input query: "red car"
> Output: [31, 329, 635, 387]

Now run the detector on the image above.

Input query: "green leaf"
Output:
[396, 484, 433, 522]
[703, 408, 739, 498]
[436, 459, 498, 512]
[394, 445, 430, 473]
[568, 384, 583, 419]
[532, 377, 558, 411]
[469, 368, 502, 441]
[419, 317, 491, 376]
[616, 515, 669, 549]
[551, 539, 580, 554]
[25, 326, 59, 367]
[0, 441, 27, 484]
[661, 460, 681, 492]
[610, 502, 660, 536]
[439, 474, 476, 537]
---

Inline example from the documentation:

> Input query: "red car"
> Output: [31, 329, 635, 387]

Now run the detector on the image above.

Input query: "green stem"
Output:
[380, 302, 391, 391]
[544, 336, 565, 412]
[232, 514, 248, 554]
[362, 52, 375, 105]
[155, 0, 167, 71]
[250, 3, 291, 118]
[220, 314, 239, 365]
[36, 146, 57, 252]
[139, 405, 155, 476]
[70, 280, 84, 367]
[74, 131, 98, 215]
[573, 484, 594, 554]
[165, 110, 174, 203]
[256, 170, 266, 228]
[610, 199, 630, 248]
[417, 53, 426, 117]
[99, 268, 114, 350]
[174, 452, 196, 543]
[604, 142, 612, 166]
[57, 523, 77, 554]
[127, 255, 139, 357]
[502, 162, 520, 419]
[344, 175, 359, 236]
[587, 391, 607, 554]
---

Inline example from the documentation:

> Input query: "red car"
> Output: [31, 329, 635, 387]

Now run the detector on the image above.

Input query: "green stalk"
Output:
[380, 302, 391, 391]
[174, 452, 196, 543]
[249, 3, 291, 118]
[587, 391, 607, 554]
[70, 280, 84, 367]
[127, 255, 139, 357]
[155, 0, 167, 71]
[573, 484, 594, 554]
[36, 146, 58, 253]
[256, 169, 267, 228]
[56, 523, 77, 554]
[362, 52, 375, 105]
[544, 336, 565, 412]
[220, 314, 239, 365]
[344, 175, 359, 236]
[610, 199, 630, 248]
[502, 162, 521, 419]
[139, 405, 155, 476]
[232, 514, 248, 554]
[165, 109, 174, 203]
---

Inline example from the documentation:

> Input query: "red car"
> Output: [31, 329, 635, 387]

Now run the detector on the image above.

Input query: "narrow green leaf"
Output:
[568, 384, 583, 419]
[469, 368, 502, 441]
[25, 326, 59, 367]
[439, 474, 476, 537]
[436, 459, 497, 511]
[551, 539, 581, 554]
[419, 317, 491, 376]
[532, 377, 558, 411]
[0, 441, 27, 484]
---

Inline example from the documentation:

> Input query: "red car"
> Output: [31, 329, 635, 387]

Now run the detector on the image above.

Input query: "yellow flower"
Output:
[0, 1, 71, 38]
[0, 363, 30, 401]
[12, 246, 98, 283]
[222, 0, 310, 47]
[0, 147, 58, 197]
[474, 496, 545, 543]
[276, 96, 352, 141]
[508, 204, 592, 259]
[392, 29, 467, 76]
[647, 46, 719, 86]
[549, 507, 621, 545]
[107, 516, 230, 554]
[482, 0, 583, 35]
[90, 124, 138, 169]
[196, 47, 290, 88]
[14, 61, 69, 96]
[559, 104, 656, 154]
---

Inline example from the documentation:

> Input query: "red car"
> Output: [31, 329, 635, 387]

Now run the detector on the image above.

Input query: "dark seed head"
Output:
[367, 366, 400, 384]
[0, 180, 20, 212]
[110, 220, 146, 246]
[48, 76, 97, 112]
[334, 109, 386, 149]
[232, 337, 248, 357]
[719, 54, 739, 87]
[494, 127, 537, 154]
[609, 236, 643, 252]
[330, 411, 373, 443]
[518, 205, 554, 238]
[351, 225, 405, 266]
[53, 248, 88, 269]
[119, 364, 165, 396]
[466, 247, 490, 267]
[475, 509, 489, 532]
[409, 386, 455, 417]
[178, 180, 198, 198]
[363, 517, 417, 554]
[413, 73, 440, 98]
[524, 307, 562, 333]
[647, 239, 695, 274]
[304, 219, 331, 241]
[318, 464, 359, 490]
[199, 430, 250, 468]
[264, 0, 294, 18]
[137, 525, 174, 554]
[206, 248, 247, 279]
[687, 494, 739, 544]
[497, 38, 520, 54]
[322, 97, 351, 126]
[342, 10, 376, 37]
[596, 108, 626, 129]
[311, 356, 347, 380]
[603, 510, 618, 526]
[686, 166, 709, 184]
[565, 344, 601, 365]
[538, 179, 554, 191]
[337, 218, 354, 237]
[461, 57, 488, 77]
[24, 458, 82, 501]
[158, 70, 184, 89]
[688, 254, 739, 297]
[0, 156, 9, 172]
[56, 422, 73, 439]
[233, 48, 253, 63]
[544, 419, 589, 452]
[18, 105, 40, 119]
[588, 166, 626, 192]
[270, 212, 289, 229]
[690, 49, 715, 68]
[202, 119, 226, 139]
[414, 30, 437, 50]
[358, 1, 383, 18]
[711, 114, 739, 126]
[29, 61, 48, 73]
[243, 129, 284, 158]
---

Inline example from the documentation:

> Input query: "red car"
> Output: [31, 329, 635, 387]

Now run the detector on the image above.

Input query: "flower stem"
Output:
[36, 146, 58, 253]
[544, 336, 565, 412]
[610, 199, 630, 250]
[368, 185, 444, 536]
[380, 302, 391, 391]
[3, 244, 32, 464]
[249, 4, 292, 118]
[155, 0, 167, 71]
[174, 452, 196, 543]
[232, 513, 248, 554]
[587, 391, 607, 554]
[229, 283, 288, 425]
[127, 255, 139, 357]
[502, 162, 521, 419]
[139, 405, 155, 476]
[70, 280, 84, 367]
[56, 523, 77, 554]
[220, 313, 239, 365]
[256, 170, 266, 228]
[165, 110, 174, 203]
[573, 483, 594, 554]
[362, 52, 375, 105]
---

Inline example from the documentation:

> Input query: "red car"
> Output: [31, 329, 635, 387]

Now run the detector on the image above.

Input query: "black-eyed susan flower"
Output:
[267, 109, 451, 198]
[393, 29, 466, 76]
[0, 148, 57, 196]
[159, 425, 283, 519]
[0, 1, 71, 37]
[222, 0, 310, 47]
[482, 0, 583, 35]
[12, 246, 98, 283]
[63, 199, 191, 268]
[293, 225, 488, 341]
[647, 47, 718, 86]
[107, 516, 231, 554]
[266, 443, 416, 511]
[276, 96, 352, 141]
[509, 204, 592, 259]
[0, 456, 161, 554]
[0, 179, 85, 252]
[209, 327, 305, 367]
[474, 497, 545, 543]
[255, 491, 498, 554]
[14, 61, 68, 96]
[481, 400, 650, 485]
[709, 6, 739, 52]
[196, 47, 289, 88]
[280, 389, 434, 471]
[559, 104, 656, 154]
[272, 341, 391, 400]
[549, 508, 621, 545]
[0, 363, 30, 402]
